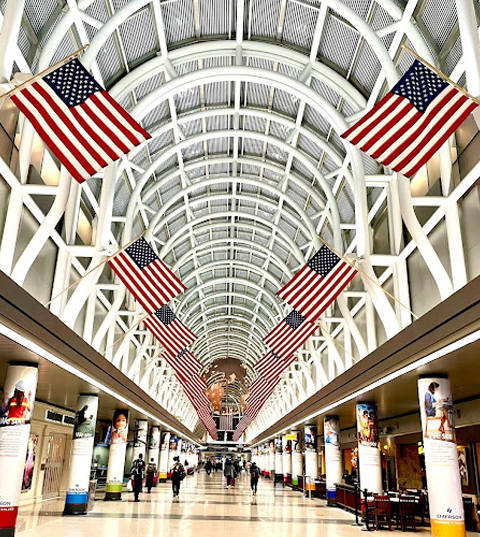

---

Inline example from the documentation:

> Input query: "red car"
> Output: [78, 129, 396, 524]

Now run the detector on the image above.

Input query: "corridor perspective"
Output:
[16, 471, 432, 537]
[4, 0, 480, 536]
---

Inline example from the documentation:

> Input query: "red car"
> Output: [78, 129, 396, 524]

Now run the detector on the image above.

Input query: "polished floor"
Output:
[16, 471, 470, 536]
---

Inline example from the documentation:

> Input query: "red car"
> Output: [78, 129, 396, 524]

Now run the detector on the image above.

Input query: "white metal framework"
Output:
[0, 0, 479, 439]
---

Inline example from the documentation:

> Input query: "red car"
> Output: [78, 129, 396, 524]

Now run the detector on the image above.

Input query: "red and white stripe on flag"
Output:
[10, 58, 150, 183]
[254, 353, 296, 383]
[145, 317, 196, 357]
[277, 245, 357, 323]
[263, 311, 317, 361]
[341, 59, 478, 178]
[108, 238, 186, 314]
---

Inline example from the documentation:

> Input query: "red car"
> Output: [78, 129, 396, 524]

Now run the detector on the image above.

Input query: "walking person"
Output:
[224, 458, 235, 488]
[146, 457, 157, 493]
[130, 453, 146, 502]
[205, 459, 212, 475]
[170, 456, 185, 498]
[250, 462, 260, 495]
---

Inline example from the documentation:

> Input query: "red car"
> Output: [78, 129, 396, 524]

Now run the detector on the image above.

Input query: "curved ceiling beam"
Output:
[175, 276, 283, 319]
[187, 304, 272, 335]
[151, 191, 314, 243]
[157, 212, 306, 265]
[171, 240, 293, 279]
[179, 291, 280, 327]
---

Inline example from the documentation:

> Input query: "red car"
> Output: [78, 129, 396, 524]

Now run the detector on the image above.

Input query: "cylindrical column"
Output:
[305, 425, 318, 493]
[356, 403, 382, 493]
[158, 431, 170, 481]
[64, 394, 99, 515]
[418, 377, 465, 537]
[167, 436, 178, 478]
[0, 363, 38, 537]
[324, 416, 342, 505]
[274, 437, 283, 477]
[282, 435, 292, 485]
[147, 426, 160, 471]
[105, 409, 129, 501]
[291, 430, 303, 487]
[269, 441, 275, 477]
[132, 419, 148, 461]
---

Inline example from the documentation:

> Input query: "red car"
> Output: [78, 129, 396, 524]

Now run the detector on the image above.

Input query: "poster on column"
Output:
[105, 409, 129, 499]
[65, 394, 98, 513]
[159, 432, 170, 479]
[324, 417, 341, 501]
[305, 425, 317, 451]
[148, 426, 160, 464]
[418, 378, 465, 537]
[0, 364, 38, 532]
[356, 403, 382, 493]
[132, 420, 148, 460]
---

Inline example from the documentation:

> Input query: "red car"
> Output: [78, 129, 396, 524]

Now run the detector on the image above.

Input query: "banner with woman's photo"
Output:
[324, 416, 341, 502]
[418, 377, 465, 537]
[105, 409, 129, 500]
[0, 364, 38, 533]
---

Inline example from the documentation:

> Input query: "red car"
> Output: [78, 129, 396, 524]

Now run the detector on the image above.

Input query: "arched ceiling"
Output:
[11, 0, 466, 404]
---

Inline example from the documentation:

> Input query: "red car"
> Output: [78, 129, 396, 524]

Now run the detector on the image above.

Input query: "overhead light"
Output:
[249, 328, 480, 447]
[0, 322, 200, 446]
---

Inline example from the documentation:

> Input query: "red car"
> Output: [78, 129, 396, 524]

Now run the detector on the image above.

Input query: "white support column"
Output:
[0, 0, 25, 83]
[456, 0, 480, 97]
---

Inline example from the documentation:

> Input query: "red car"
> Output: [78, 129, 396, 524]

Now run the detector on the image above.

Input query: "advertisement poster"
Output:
[168, 436, 178, 473]
[148, 426, 160, 468]
[0, 364, 38, 532]
[105, 409, 129, 500]
[289, 430, 302, 451]
[159, 432, 170, 480]
[418, 378, 465, 537]
[305, 425, 317, 451]
[282, 436, 292, 476]
[132, 419, 148, 460]
[324, 416, 342, 502]
[356, 403, 382, 493]
[22, 434, 39, 492]
[64, 394, 98, 514]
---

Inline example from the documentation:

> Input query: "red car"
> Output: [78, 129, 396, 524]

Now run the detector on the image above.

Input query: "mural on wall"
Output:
[396, 445, 423, 491]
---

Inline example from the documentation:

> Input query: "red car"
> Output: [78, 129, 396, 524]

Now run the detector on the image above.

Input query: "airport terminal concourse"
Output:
[2, 0, 480, 536]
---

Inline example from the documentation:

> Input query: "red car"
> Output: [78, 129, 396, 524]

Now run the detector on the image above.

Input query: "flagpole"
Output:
[43, 229, 147, 308]
[317, 322, 359, 365]
[103, 313, 152, 356]
[316, 235, 419, 320]
[401, 44, 480, 107]
[0, 44, 90, 102]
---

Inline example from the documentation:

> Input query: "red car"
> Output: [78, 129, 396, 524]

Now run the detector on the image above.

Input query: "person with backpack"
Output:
[224, 458, 235, 488]
[170, 456, 185, 498]
[250, 462, 260, 495]
[130, 453, 146, 502]
[146, 458, 157, 493]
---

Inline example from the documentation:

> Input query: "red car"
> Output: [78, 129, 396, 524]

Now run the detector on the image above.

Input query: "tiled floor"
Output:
[15, 472, 474, 536]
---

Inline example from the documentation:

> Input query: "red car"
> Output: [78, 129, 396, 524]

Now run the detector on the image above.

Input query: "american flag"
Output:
[108, 237, 186, 313]
[278, 245, 357, 323]
[263, 310, 317, 360]
[10, 58, 150, 183]
[341, 59, 478, 178]
[163, 348, 202, 379]
[254, 352, 296, 383]
[144, 306, 197, 356]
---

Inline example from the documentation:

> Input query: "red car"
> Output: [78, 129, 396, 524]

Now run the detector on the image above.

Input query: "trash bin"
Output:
[87, 479, 97, 512]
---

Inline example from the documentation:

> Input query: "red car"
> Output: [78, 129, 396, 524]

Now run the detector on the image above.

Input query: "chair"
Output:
[398, 496, 417, 531]
[374, 495, 392, 531]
